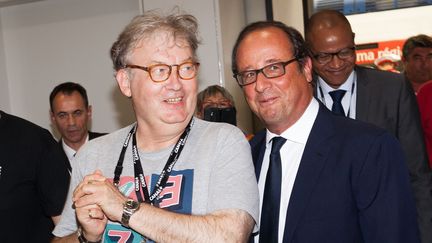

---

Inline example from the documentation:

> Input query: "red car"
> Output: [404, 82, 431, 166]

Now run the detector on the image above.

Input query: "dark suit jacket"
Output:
[313, 66, 432, 243]
[251, 103, 420, 242]
[59, 131, 106, 172]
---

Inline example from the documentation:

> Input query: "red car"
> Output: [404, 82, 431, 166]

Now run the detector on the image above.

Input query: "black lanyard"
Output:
[113, 118, 194, 205]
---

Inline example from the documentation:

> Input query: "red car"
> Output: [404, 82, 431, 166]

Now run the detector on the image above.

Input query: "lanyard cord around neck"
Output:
[113, 118, 194, 205]
[318, 75, 356, 117]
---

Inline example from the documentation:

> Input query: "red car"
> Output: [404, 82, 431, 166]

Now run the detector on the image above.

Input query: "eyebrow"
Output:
[241, 58, 285, 71]
[148, 57, 195, 65]
[412, 53, 431, 58]
[56, 109, 84, 115]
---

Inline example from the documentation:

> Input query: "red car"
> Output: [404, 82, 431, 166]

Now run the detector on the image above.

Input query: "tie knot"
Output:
[271, 137, 286, 154]
[329, 90, 346, 103]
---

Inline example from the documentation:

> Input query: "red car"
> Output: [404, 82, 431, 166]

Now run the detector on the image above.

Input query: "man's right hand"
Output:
[73, 170, 108, 241]
[76, 205, 107, 242]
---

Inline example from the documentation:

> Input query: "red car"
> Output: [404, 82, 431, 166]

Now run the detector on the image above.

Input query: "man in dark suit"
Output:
[49, 82, 105, 173]
[232, 20, 420, 242]
[0, 111, 70, 242]
[305, 10, 432, 243]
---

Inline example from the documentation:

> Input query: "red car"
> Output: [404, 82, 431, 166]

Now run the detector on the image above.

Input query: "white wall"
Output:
[0, 0, 256, 135]
[218, 0, 254, 133]
[347, 6, 432, 43]
[0, 0, 140, 136]
[0, 15, 10, 112]
[273, 0, 305, 35]
[244, 0, 266, 23]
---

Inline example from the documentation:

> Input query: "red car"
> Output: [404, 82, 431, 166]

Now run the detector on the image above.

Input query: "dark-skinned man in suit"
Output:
[305, 10, 432, 243]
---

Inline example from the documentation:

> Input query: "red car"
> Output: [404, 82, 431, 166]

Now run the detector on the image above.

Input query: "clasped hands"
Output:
[73, 170, 127, 241]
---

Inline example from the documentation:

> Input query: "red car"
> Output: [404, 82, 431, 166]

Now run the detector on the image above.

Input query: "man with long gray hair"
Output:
[52, 10, 258, 243]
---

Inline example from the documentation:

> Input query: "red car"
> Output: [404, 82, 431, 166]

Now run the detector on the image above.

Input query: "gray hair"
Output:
[110, 10, 200, 71]
[402, 34, 432, 59]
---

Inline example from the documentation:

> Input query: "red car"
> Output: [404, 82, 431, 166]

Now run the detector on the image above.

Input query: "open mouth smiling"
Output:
[165, 97, 183, 103]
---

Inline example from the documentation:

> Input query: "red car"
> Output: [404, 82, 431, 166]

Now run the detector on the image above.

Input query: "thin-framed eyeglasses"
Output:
[233, 57, 298, 86]
[124, 62, 200, 82]
[313, 47, 356, 65]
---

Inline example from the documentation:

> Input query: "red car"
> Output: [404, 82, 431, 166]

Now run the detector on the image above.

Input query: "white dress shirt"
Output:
[61, 134, 89, 162]
[316, 70, 357, 119]
[256, 98, 319, 243]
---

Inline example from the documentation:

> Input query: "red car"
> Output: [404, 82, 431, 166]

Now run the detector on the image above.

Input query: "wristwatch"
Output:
[77, 226, 101, 243]
[121, 198, 140, 228]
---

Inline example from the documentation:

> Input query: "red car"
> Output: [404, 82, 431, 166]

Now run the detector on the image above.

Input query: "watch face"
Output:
[122, 199, 140, 228]
[126, 199, 140, 210]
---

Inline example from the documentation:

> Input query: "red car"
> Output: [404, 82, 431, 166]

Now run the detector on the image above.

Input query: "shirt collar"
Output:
[62, 133, 89, 158]
[266, 98, 319, 145]
[318, 70, 355, 92]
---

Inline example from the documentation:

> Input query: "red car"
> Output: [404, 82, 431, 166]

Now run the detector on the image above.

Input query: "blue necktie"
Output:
[329, 90, 346, 116]
[259, 136, 287, 243]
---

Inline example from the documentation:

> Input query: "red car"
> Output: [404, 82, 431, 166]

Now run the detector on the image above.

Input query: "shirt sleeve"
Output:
[207, 125, 259, 226]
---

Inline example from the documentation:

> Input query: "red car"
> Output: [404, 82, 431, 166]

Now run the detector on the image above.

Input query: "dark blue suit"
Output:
[251, 102, 420, 243]
[314, 66, 432, 243]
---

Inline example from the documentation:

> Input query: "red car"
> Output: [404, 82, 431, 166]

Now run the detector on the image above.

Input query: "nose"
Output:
[328, 54, 344, 69]
[420, 57, 432, 68]
[164, 66, 183, 91]
[66, 114, 76, 126]
[254, 71, 271, 93]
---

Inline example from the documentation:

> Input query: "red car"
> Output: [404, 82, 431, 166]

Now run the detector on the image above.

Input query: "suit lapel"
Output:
[354, 66, 370, 120]
[58, 140, 72, 173]
[312, 73, 319, 98]
[88, 131, 95, 140]
[282, 104, 336, 242]
[250, 130, 266, 180]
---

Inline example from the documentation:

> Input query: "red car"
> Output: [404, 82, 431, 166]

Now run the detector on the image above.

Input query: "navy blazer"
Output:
[251, 103, 420, 243]
[313, 66, 432, 243]
[58, 131, 106, 173]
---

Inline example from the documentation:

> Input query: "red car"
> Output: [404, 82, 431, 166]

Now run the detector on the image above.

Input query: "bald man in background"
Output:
[305, 10, 432, 243]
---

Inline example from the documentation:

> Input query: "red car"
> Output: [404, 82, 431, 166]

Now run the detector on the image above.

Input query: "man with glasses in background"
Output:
[305, 9, 432, 243]
[52, 11, 258, 243]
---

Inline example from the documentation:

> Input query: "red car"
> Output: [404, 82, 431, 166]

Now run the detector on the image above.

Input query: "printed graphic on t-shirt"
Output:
[104, 169, 193, 243]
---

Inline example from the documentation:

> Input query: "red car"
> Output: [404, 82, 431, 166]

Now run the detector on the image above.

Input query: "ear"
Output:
[302, 57, 313, 83]
[50, 110, 55, 122]
[116, 69, 132, 97]
[87, 105, 93, 119]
